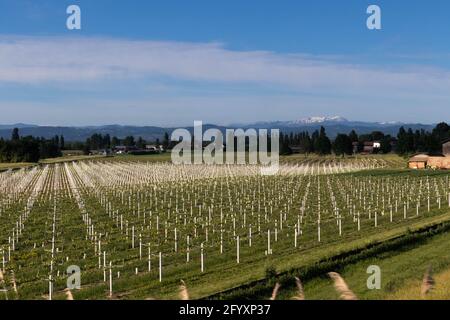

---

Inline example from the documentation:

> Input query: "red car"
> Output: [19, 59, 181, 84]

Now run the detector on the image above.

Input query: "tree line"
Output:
[0, 128, 63, 163]
[396, 123, 449, 155]
[62, 133, 171, 155]
[57, 122, 450, 156]
[279, 122, 449, 156]
[1, 122, 448, 162]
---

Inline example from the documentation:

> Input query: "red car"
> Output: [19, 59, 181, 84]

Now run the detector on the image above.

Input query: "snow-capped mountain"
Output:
[286, 116, 348, 125]
[246, 115, 350, 128]
[238, 116, 412, 128]
[229, 116, 434, 138]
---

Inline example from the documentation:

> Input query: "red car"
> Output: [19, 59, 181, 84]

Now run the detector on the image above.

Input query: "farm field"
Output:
[0, 156, 449, 300]
[280, 153, 406, 169]
[108, 153, 407, 169]
[39, 155, 108, 164]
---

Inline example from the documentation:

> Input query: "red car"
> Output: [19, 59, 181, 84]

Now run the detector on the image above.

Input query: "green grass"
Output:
[271, 220, 450, 300]
[387, 267, 450, 300]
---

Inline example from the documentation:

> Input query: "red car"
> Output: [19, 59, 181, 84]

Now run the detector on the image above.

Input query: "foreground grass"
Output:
[268, 217, 450, 300]
[387, 268, 450, 300]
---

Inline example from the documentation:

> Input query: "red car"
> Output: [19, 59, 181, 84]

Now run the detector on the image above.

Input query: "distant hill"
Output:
[0, 117, 437, 141]
[234, 117, 435, 138]
[0, 125, 168, 142]
[0, 124, 227, 142]
[0, 123, 38, 130]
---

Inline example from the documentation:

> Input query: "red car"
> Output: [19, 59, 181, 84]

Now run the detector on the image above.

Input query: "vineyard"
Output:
[280, 153, 406, 169]
[0, 158, 449, 300]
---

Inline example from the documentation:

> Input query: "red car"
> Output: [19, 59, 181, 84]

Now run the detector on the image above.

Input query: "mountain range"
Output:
[0, 117, 436, 141]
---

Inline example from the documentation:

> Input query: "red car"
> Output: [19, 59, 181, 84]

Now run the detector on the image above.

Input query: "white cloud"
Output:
[1, 35, 450, 98]
[1, 35, 450, 125]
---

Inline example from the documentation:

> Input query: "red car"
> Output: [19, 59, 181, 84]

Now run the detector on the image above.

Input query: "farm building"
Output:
[427, 156, 450, 169]
[408, 154, 429, 169]
[408, 140, 450, 169]
[113, 145, 139, 154]
[145, 144, 164, 152]
[361, 141, 381, 154]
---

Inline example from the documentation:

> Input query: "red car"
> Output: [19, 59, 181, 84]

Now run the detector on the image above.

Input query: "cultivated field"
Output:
[0, 156, 449, 300]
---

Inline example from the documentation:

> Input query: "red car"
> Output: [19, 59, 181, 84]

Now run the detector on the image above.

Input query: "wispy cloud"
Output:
[0, 35, 449, 125]
[1, 35, 450, 98]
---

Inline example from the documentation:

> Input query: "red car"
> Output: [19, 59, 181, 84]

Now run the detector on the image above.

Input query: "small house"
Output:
[408, 154, 429, 169]
[373, 141, 381, 149]
[408, 139, 450, 170]
[145, 145, 164, 153]
[362, 142, 374, 154]
[361, 141, 380, 154]
[113, 145, 138, 154]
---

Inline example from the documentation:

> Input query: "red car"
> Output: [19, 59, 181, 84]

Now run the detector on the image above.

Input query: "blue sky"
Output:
[0, 0, 449, 126]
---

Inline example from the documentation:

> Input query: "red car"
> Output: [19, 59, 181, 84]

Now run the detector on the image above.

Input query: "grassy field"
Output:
[268, 219, 450, 300]
[388, 268, 450, 300]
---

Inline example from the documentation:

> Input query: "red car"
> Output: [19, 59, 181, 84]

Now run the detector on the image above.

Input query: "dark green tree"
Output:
[136, 136, 146, 149]
[163, 132, 170, 149]
[123, 136, 135, 147]
[348, 130, 358, 143]
[111, 136, 120, 148]
[314, 126, 332, 155]
[380, 136, 392, 154]
[279, 132, 293, 155]
[60, 135, 65, 150]
[333, 134, 352, 156]
[11, 128, 20, 141]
